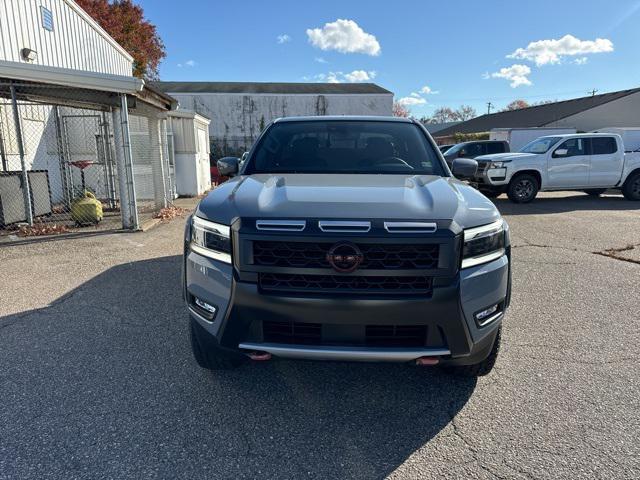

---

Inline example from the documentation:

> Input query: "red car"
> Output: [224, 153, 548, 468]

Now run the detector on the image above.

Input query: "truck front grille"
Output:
[262, 321, 429, 347]
[253, 241, 439, 270]
[259, 273, 433, 296]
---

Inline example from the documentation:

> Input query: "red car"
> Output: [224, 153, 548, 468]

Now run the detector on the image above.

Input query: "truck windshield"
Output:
[519, 137, 562, 154]
[244, 120, 445, 176]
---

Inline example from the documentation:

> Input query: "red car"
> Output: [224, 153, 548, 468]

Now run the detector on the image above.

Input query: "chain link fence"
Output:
[0, 81, 174, 238]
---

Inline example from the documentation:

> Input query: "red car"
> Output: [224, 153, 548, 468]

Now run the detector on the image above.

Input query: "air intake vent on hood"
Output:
[256, 220, 306, 232]
[384, 222, 437, 233]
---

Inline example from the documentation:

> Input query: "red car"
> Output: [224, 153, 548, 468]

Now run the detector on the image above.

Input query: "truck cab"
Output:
[443, 140, 509, 168]
[473, 133, 640, 203]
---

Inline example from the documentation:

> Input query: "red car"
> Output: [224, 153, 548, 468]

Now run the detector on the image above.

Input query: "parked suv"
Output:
[443, 140, 510, 168]
[184, 117, 511, 377]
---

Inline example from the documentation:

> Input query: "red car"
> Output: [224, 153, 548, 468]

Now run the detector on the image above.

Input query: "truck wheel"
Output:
[507, 174, 539, 203]
[189, 317, 245, 370]
[584, 189, 607, 197]
[622, 172, 640, 201]
[442, 328, 501, 377]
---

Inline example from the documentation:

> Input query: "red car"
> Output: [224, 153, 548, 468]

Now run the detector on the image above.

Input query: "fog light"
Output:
[190, 294, 217, 321]
[194, 297, 217, 315]
[475, 303, 501, 326]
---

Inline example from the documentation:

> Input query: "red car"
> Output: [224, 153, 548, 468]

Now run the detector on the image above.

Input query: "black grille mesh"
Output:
[259, 273, 433, 295]
[262, 321, 429, 347]
[253, 241, 439, 270]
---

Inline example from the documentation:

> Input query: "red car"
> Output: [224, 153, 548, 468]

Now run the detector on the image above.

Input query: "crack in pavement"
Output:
[593, 243, 640, 266]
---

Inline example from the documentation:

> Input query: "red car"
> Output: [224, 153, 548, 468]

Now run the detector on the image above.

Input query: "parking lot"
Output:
[0, 191, 639, 479]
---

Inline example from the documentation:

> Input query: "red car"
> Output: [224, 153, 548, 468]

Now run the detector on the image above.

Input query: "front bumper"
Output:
[184, 247, 510, 365]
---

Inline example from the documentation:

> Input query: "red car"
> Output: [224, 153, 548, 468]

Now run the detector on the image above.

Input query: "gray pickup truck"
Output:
[183, 117, 511, 377]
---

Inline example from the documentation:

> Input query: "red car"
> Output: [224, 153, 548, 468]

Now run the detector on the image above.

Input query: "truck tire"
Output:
[622, 171, 640, 201]
[189, 317, 245, 370]
[442, 328, 501, 377]
[584, 189, 607, 197]
[507, 174, 539, 203]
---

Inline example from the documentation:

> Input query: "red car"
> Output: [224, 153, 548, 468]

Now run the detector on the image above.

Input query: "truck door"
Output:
[547, 138, 589, 187]
[588, 136, 621, 186]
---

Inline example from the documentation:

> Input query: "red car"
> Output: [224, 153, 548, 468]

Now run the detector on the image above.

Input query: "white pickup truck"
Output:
[471, 133, 640, 203]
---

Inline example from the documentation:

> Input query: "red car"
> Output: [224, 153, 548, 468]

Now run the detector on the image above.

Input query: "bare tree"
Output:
[503, 99, 530, 111]
[456, 105, 477, 121]
[392, 101, 410, 118]
[431, 107, 457, 123]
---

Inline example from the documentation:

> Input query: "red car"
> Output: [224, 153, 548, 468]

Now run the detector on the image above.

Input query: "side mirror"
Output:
[217, 157, 239, 176]
[553, 148, 568, 157]
[452, 158, 478, 179]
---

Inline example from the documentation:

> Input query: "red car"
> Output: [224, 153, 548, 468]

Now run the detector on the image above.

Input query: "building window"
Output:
[41, 6, 54, 31]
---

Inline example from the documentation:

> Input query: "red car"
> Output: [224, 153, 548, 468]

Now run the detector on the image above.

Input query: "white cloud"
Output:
[491, 64, 532, 88]
[410, 92, 421, 98]
[574, 56, 589, 65]
[420, 85, 439, 94]
[314, 57, 328, 63]
[306, 19, 381, 56]
[277, 34, 291, 44]
[508, 34, 613, 66]
[309, 70, 376, 83]
[343, 70, 376, 82]
[177, 60, 196, 68]
[397, 96, 427, 106]
[326, 72, 341, 83]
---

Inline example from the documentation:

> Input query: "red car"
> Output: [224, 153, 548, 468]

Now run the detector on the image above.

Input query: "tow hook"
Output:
[415, 356, 439, 366]
[247, 351, 272, 361]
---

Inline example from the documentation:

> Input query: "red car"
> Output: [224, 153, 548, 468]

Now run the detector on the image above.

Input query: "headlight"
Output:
[190, 216, 232, 264]
[461, 219, 505, 269]
[490, 161, 504, 168]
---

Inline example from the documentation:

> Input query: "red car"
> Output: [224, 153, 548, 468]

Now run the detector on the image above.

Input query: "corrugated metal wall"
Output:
[0, 0, 132, 76]
[168, 93, 394, 157]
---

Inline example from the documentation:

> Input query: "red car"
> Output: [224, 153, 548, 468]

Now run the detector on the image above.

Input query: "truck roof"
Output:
[273, 115, 413, 123]
[538, 132, 622, 139]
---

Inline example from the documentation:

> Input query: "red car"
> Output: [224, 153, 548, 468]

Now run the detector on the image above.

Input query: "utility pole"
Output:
[486, 102, 494, 115]
[588, 89, 598, 97]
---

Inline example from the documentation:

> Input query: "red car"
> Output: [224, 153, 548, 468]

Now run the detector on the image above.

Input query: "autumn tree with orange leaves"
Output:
[76, 0, 165, 79]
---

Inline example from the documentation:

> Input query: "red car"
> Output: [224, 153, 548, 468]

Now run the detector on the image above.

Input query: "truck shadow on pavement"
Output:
[0, 255, 476, 479]
[493, 192, 640, 215]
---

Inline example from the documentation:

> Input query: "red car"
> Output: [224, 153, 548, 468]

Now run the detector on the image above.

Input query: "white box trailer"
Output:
[591, 127, 640, 152]
[490, 127, 577, 152]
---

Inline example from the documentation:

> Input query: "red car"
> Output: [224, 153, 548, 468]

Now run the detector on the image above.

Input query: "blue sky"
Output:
[138, 0, 640, 116]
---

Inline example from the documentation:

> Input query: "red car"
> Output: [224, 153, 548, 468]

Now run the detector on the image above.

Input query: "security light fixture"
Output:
[21, 48, 37, 62]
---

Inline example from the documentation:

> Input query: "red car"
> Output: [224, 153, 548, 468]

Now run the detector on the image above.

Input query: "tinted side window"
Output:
[464, 143, 485, 157]
[486, 142, 505, 154]
[554, 138, 585, 157]
[591, 137, 617, 155]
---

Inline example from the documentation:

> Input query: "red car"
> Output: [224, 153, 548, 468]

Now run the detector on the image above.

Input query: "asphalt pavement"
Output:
[0, 191, 639, 479]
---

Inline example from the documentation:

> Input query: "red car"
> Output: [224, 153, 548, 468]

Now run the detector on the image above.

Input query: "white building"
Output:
[0, 0, 176, 230]
[154, 82, 394, 156]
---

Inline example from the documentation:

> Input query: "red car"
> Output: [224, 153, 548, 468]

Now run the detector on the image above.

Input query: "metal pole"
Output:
[149, 114, 168, 209]
[53, 106, 72, 208]
[10, 84, 33, 225]
[119, 94, 139, 229]
[0, 110, 8, 171]
[100, 111, 116, 209]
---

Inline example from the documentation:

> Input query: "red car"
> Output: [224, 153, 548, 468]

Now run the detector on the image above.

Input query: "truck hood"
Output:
[475, 152, 541, 162]
[196, 174, 500, 228]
